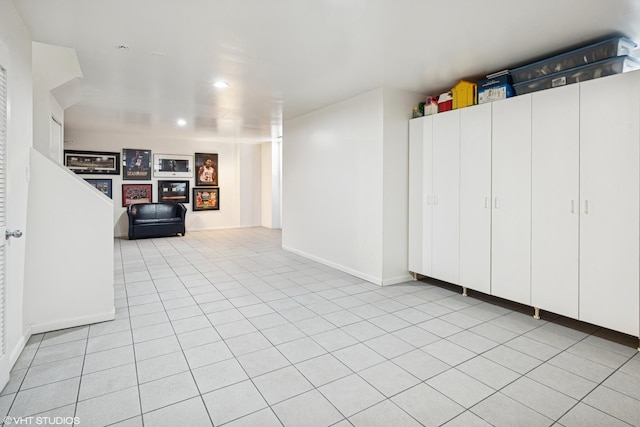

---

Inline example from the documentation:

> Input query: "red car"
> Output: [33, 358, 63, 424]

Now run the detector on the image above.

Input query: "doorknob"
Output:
[5, 230, 22, 240]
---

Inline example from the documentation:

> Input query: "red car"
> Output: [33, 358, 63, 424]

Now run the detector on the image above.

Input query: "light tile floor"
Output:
[2, 228, 640, 426]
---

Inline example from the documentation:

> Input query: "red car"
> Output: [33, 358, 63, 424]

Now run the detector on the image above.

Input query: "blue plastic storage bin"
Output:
[511, 36, 637, 83]
[513, 55, 640, 95]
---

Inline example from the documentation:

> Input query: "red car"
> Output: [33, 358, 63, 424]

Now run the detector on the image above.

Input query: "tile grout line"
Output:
[2, 325, 47, 424]
[461, 320, 637, 425]
[123, 241, 146, 427]
[71, 323, 91, 425]
[160, 233, 354, 426]
[149, 237, 218, 426]
[6, 230, 639, 426]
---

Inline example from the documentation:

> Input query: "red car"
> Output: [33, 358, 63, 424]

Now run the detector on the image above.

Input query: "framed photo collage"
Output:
[64, 149, 220, 211]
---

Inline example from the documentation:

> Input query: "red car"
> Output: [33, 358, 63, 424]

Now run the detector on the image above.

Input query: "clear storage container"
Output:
[511, 36, 637, 83]
[513, 55, 640, 95]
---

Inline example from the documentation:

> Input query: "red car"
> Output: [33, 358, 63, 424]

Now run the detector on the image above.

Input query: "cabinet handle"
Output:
[485, 197, 489, 209]
[494, 197, 499, 209]
[434, 195, 439, 205]
[571, 200, 575, 214]
[584, 200, 589, 214]
[427, 195, 431, 205]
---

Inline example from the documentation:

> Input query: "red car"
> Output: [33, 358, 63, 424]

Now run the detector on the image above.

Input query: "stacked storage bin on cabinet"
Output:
[511, 36, 640, 95]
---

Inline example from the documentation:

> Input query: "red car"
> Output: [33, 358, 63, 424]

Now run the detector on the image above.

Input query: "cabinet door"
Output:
[432, 110, 460, 284]
[460, 103, 492, 293]
[491, 95, 532, 305]
[580, 72, 640, 336]
[422, 116, 434, 277]
[408, 118, 425, 274]
[408, 116, 433, 276]
[531, 84, 580, 317]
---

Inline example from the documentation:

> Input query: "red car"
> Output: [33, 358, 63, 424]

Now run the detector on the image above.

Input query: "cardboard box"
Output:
[478, 75, 514, 104]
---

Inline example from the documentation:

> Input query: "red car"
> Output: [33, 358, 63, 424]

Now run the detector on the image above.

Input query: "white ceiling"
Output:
[13, 0, 640, 144]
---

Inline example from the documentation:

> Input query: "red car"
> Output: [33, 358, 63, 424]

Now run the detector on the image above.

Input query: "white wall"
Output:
[0, 0, 33, 365]
[261, 141, 282, 229]
[64, 130, 264, 237]
[261, 142, 273, 227]
[32, 42, 82, 164]
[273, 140, 282, 229]
[24, 149, 114, 333]
[33, 76, 63, 160]
[282, 88, 423, 285]
[382, 88, 425, 284]
[238, 143, 262, 227]
[283, 89, 386, 283]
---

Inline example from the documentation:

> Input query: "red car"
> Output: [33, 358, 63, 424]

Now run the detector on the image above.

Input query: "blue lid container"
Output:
[513, 55, 640, 95]
[511, 36, 637, 83]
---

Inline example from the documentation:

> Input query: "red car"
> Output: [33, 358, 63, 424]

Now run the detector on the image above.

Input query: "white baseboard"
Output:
[29, 309, 115, 335]
[381, 274, 415, 286]
[282, 245, 385, 286]
[8, 332, 28, 367]
[282, 246, 413, 287]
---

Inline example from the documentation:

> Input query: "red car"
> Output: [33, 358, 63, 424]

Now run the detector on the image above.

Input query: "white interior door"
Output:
[432, 110, 460, 284]
[459, 103, 492, 293]
[531, 84, 580, 317]
[491, 95, 532, 305]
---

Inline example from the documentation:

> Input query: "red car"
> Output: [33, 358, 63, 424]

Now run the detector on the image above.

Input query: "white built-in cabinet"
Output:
[491, 95, 532, 306]
[531, 84, 580, 318]
[459, 103, 492, 294]
[409, 70, 640, 337]
[431, 111, 460, 284]
[579, 72, 640, 336]
[408, 118, 429, 275]
[408, 112, 460, 284]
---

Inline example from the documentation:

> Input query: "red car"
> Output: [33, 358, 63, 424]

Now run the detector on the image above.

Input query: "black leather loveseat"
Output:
[127, 202, 187, 239]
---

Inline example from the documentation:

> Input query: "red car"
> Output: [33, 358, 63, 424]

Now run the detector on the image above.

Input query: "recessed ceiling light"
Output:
[213, 81, 230, 89]
[177, 119, 187, 127]
[116, 45, 129, 50]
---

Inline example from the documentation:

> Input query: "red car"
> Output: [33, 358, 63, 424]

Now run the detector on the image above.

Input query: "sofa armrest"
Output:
[127, 205, 136, 239]
[177, 203, 187, 221]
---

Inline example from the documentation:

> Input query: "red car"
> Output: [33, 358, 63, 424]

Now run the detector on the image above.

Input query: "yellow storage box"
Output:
[452, 80, 477, 109]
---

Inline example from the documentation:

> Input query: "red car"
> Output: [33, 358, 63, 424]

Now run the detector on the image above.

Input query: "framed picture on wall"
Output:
[157, 180, 190, 203]
[192, 187, 219, 211]
[64, 150, 120, 175]
[122, 148, 152, 180]
[194, 152, 218, 186]
[84, 179, 112, 198]
[122, 184, 152, 207]
[153, 154, 194, 178]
